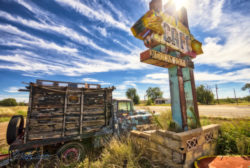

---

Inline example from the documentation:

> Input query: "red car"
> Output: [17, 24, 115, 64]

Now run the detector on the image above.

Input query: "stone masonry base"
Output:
[131, 124, 220, 168]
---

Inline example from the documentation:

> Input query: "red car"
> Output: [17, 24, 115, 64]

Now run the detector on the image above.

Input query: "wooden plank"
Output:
[28, 132, 62, 140]
[104, 90, 108, 125]
[82, 120, 105, 126]
[83, 115, 105, 120]
[24, 85, 33, 143]
[62, 89, 68, 137]
[80, 91, 83, 135]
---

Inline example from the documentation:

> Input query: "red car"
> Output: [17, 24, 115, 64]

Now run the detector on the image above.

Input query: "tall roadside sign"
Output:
[131, 0, 203, 131]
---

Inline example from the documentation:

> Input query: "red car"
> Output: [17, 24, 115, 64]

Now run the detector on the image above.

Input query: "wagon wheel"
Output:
[6, 115, 24, 145]
[56, 142, 85, 166]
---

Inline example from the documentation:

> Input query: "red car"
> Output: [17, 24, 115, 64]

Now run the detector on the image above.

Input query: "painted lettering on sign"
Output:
[140, 49, 187, 67]
[131, 7, 203, 57]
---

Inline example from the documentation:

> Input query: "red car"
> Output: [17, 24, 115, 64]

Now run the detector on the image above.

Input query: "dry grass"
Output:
[77, 137, 151, 168]
[0, 106, 28, 122]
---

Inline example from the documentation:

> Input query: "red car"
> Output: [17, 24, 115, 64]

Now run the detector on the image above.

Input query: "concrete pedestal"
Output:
[131, 124, 220, 168]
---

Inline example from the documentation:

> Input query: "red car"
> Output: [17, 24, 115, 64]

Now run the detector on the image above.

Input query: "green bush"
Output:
[201, 118, 250, 155]
[146, 87, 163, 102]
[0, 98, 17, 106]
[146, 99, 152, 106]
[244, 96, 250, 102]
[196, 85, 214, 104]
[18, 102, 27, 106]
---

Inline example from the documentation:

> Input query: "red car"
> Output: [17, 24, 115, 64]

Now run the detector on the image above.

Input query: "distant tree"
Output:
[146, 99, 152, 106]
[0, 98, 18, 106]
[196, 85, 214, 105]
[242, 83, 250, 94]
[146, 87, 163, 102]
[126, 88, 140, 105]
[18, 102, 27, 106]
[244, 96, 250, 102]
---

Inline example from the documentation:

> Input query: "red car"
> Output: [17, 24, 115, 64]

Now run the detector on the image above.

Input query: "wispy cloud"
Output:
[187, 0, 250, 68]
[141, 73, 169, 85]
[4, 87, 19, 93]
[195, 68, 250, 84]
[94, 26, 108, 37]
[0, 24, 78, 53]
[82, 78, 111, 86]
[54, 0, 130, 33]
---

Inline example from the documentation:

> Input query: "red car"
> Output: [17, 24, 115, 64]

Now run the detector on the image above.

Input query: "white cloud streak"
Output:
[54, 0, 130, 33]
[4, 87, 19, 93]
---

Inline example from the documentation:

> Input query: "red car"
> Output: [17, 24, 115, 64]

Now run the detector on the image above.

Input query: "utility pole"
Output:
[215, 84, 219, 104]
[234, 89, 238, 105]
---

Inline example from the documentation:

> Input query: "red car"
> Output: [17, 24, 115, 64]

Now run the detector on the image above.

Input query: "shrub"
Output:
[146, 87, 163, 102]
[18, 102, 27, 106]
[126, 88, 140, 105]
[0, 98, 17, 106]
[244, 96, 250, 102]
[146, 99, 152, 105]
[77, 137, 150, 168]
[201, 118, 250, 155]
[196, 85, 214, 104]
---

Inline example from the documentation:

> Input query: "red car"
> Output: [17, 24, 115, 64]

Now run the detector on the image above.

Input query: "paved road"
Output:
[135, 105, 250, 118]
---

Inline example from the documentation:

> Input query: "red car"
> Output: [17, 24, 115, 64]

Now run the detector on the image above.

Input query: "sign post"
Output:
[131, 0, 203, 131]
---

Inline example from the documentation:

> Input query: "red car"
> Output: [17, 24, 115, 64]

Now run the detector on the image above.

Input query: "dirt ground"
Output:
[135, 105, 250, 118]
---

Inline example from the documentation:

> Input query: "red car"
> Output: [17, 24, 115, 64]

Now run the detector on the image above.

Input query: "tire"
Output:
[56, 142, 85, 166]
[6, 115, 24, 145]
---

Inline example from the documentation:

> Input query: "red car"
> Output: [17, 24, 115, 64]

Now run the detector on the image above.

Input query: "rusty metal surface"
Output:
[177, 66, 188, 130]
[112, 99, 152, 135]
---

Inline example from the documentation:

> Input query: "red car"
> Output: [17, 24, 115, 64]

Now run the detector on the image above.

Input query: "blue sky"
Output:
[0, 0, 249, 102]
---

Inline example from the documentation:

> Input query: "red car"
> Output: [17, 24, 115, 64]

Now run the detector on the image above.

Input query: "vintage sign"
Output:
[131, 5, 203, 58]
[140, 49, 187, 68]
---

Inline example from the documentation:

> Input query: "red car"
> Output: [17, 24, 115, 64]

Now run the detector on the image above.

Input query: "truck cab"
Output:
[112, 99, 152, 135]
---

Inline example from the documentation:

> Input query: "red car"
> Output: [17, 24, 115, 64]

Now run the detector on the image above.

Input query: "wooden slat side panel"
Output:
[27, 85, 114, 141]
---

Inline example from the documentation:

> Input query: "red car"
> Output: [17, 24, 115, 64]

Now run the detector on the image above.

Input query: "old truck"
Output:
[0, 80, 152, 167]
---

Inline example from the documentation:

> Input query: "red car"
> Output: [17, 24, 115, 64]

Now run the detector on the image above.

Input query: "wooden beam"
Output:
[25, 84, 33, 143]
[62, 88, 68, 137]
[80, 90, 84, 135]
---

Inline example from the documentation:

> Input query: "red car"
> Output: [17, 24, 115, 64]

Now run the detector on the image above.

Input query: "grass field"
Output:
[0, 106, 249, 167]
[0, 106, 27, 122]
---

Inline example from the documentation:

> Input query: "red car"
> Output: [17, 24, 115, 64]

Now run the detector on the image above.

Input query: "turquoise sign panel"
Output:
[182, 67, 199, 129]
[169, 66, 183, 129]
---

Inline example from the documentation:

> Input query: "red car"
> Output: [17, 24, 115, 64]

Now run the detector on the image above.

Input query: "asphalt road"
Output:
[135, 105, 250, 118]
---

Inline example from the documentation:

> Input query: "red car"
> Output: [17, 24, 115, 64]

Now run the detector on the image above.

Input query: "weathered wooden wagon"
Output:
[1, 80, 152, 167]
